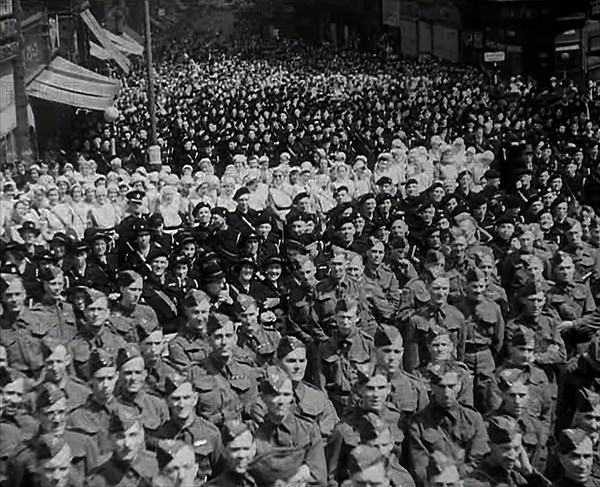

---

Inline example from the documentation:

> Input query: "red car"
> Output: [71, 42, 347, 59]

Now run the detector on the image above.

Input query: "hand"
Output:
[263, 297, 280, 309]
[558, 321, 574, 333]
[217, 290, 233, 305]
[286, 465, 311, 485]
[515, 444, 533, 475]
[260, 310, 277, 324]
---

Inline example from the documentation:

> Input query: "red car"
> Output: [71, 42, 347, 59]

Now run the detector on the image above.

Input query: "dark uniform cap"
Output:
[233, 187, 250, 200]
[425, 249, 444, 264]
[182, 289, 210, 308]
[0, 367, 23, 388]
[126, 190, 145, 204]
[176, 232, 196, 247]
[51, 232, 69, 244]
[497, 368, 529, 390]
[84, 228, 111, 244]
[496, 215, 515, 226]
[347, 445, 386, 476]
[148, 213, 164, 228]
[41, 337, 66, 358]
[35, 434, 69, 461]
[374, 325, 402, 348]
[164, 372, 192, 396]
[426, 450, 457, 479]
[355, 362, 387, 385]
[221, 420, 251, 446]
[19, 220, 40, 235]
[212, 207, 228, 218]
[487, 416, 520, 444]
[376, 193, 393, 205]
[248, 446, 305, 486]
[147, 246, 168, 262]
[483, 169, 501, 179]
[552, 251, 573, 267]
[509, 325, 535, 346]
[36, 249, 60, 263]
[465, 268, 486, 283]
[519, 279, 546, 298]
[575, 387, 600, 413]
[426, 325, 452, 343]
[108, 406, 141, 433]
[2, 241, 26, 255]
[132, 220, 151, 236]
[156, 440, 188, 470]
[428, 361, 460, 384]
[276, 336, 306, 359]
[72, 241, 89, 254]
[117, 270, 143, 288]
[292, 192, 310, 204]
[405, 178, 418, 186]
[260, 366, 291, 395]
[358, 412, 388, 442]
[38, 265, 63, 282]
[206, 313, 232, 336]
[83, 288, 107, 306]
[335, 297, 357, 313]
[558, 428, 591, 454]
[200, 261, 225, 283]
[37, 383, 66, 410]
[136, 321, 160, 342]
[457, 170, 471, 180]
[116, 344, 143, 369]
[588, 333, 600, 366]
[262, 255, 283, 269]
[90, 349, 116, 374]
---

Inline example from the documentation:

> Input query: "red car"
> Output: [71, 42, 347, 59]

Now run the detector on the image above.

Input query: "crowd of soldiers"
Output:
[1, 10, 600, 487]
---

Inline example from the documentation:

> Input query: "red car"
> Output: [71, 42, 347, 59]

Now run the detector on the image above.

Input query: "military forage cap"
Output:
[575, 387, 600, 413]
[374, 325, 402, 348]
[358, 412, 388, 442]
[426, 325, 452, 343]
[0, 367, 23, 388]
[558, 428, 591, 454]
[276, 336, 306, 359]
[260, 366, 290, 395]
[35, 434, 68, 461]
[206, 313, 232, 336]
[519, 279, 546, 298]
[347, 445, 387, 476]
[38, 265, 63, 282]
[428, 361, 460, 384]
[40, 337, 66, 359]
[426, 450, 457, 479]
[587, 333, 600, 365]
[164, 372, 192, 396]
[465, 267, 486, 283]
[181, 289, 210, 308]
[116, 344, 143, 369]
[497, 368, 529, 391]
[487, 416, 520, 444]
[89, 349, 116, 374]
[248, 446, 305, 486]
[117, 270, 142, 288]
[221, 420, 251, 446]
[36, 383, 66, 410]
[108, 406, 141, 433]
[510, 325, 535, 346]
[156, 440, 187, 470]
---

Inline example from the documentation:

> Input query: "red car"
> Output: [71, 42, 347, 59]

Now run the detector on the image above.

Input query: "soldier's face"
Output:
[296, 261, 316, 286]
[185, 301, 211, 333]
[466, 279, 486, 302]
[120, 358, 147, 394]
[41, 398, 68, 434]
[330, 256, 348, 280]
[346, 257, 364, 280]
[368, 243, 385, 266]
[162, 447, 198, 487]
[335, 308, 358, 337]
[93, 239, 107, 256]
[349, 461, 390, 487]
[554, 259, 575, 283]
[265, 263, 282, 282]
[567, 227, 583, 248]
[91, 366, 118, 402]
[477, 260, 495, 280]
[239, 305, 259, 330]
[451, 239, 467, 260]
[150, 257, 169, 277]
[501, 382, 529, 418]
[572, 406, 600, 445]
[168, 383, 198, 421]
[432, 373, 461, 409]
[360, 375, 390, 412]
[112, 422, 145, 463]
[121, 279, 143, 306]
[45, 275, 65, 298]
[38, 444, 72, 487]
[430, 279, 450, 305]
[44, 346, 70, 383]
[367, 429, 394, 458]
[264, 379, 294, 421]
[508, 343, 535, 366]
[84, 297, 110, 327]
[2, 280, 26, 313]
[559, 438, 594, 484]
[279, 347, 307, 382]
[523, 292, 545, 317]
[224, 431, 256, 474]
[237, 194, 250, 212]
[376, 337, 403, 375]
[1, 379, 24, 416]
[428, 335, 454, 361]
[141, 331, 164, 363]
[210, 322, 237, 359]
[489, 435, 522, 472]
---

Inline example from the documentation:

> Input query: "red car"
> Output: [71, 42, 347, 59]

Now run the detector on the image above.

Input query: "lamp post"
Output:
[144, 0, 158, 146]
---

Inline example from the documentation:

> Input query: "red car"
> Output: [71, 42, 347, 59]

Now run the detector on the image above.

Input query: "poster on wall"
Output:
[382, 0, 400, 27]
[433, 24, 459, 62]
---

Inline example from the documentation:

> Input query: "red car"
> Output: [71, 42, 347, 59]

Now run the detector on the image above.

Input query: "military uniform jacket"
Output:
[407, 403, 490, 484]
[0, 317, 45, 375]
[365, 263, 402, 310]
[109, 302, 159, 343]
[455, 297, 505, 356]
[387, 369, 430, 417]
[168, 329, 211, 370]
[294, 381, 339, 439]
[115, 389, 169, 434]
[546, 281, 596, 321]
[463, 463, 551, 487]
[552, 477, 600, 487]
[326, 405, 405, 484]
[287, 283, 329, 344]
[203, 471, 257, 487]
[23, 300, 78, 343]
[255, 412, 326, 486]
[84, 450, 159, 487]
[414, 361, 474, 407]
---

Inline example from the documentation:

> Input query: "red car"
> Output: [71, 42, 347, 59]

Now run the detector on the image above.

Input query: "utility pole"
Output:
[144, 0, 158, 146]
[12, 0, 33, 165]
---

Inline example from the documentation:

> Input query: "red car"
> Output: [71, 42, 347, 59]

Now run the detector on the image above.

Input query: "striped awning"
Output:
[26, 56, 120, 111]
[0, 72, 35, 135]
[105, 30, 144, 56]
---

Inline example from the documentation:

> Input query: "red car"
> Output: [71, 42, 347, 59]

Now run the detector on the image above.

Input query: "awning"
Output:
[90, 42, 111, 61]
[105, 30, 144, 56]
[26, 56, 120, 111]
[1, 72, 35, 136]
[80, 8, 130, 73]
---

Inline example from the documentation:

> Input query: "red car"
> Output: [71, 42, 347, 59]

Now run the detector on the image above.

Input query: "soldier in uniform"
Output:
[553, 429, 599, 487]
[138, 326, 174, 396]
[114, 344, 169, 436]
[68, 289, 127, 381]
[168, 289, 212, 371]
[425, 451, 462, 487]
[462, 416, 551, 487]
[0, 367, 38, 449]
[326, 364, 406, 485]
[406, 276, 466, 373]
[406, 361, 490, 484]
[455, 268, 505, 411]
[344, 444, 392, 487]
[110, 270, 159, 343]
[30, 434, 82, 487]
[316, 298, 375, 415]
[365, 238, 402, 310]
[254, 366, 326, 486]
[275, 336, 339, 439]
[445, 234, 475, 305]
[234, 294, 280, 366]
[83, 407, 159, 487]
[149, 373, 222, 484]
[561, 220, 600, 301]
[153, 441, 202, 487]
[373, 325, 429, 416]
[203, 420, 256, 487]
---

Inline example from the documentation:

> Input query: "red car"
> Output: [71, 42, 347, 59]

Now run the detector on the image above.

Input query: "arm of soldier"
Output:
[456, 316, 467, 362]
[300, 422, 327, 486]
[403, 316, 423, 373]
[492, 307, 505, 356]
[465, 411, 490, 475]
[319, 395, 340, 439]
[325, 424, 347, 483]
[387, 272, 402, 310]
[569, 308, 600, 337]
[82, 436, 102, 475]
[368, 284, 394, 321]
[534, 329, 567, 366]
[166, 338, 191, 371]
[406, 420, 430, 485]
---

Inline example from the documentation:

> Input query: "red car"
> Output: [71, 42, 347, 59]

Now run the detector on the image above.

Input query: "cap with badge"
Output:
[89, 349, 116, 375]
[200, 262, 225, 283]
[132, 220, 151, 236]
[164, 372, 192, 396]
[35, 434, 69, 461]
[509, 324, 535, 346]
[374, 325, 402, 348]
[156, 440, 188, 470]
[575, 387, 600, 413]
[36, 383, 66, 410]
[116, 344, 144, 369]
[518, 279, 546, 298]
[487, 415, 520, 444]
[248, 446, 305, 486]
[233, 187, 250, 200]
[117, 270, 142, 288]
[108, 406, 141, 433]
[260, 366, 291, 395]
[206, 313, 232, 336]
[276, 336, 306, 359]
[126, 190, 145, 204]
[496, 368, 528, 390]
[557, 428, 592, 454]
[18, 221, 40, 237]
[38, 265, 63, 282]
[465, 268, 486, 283]
[347, 445, 387, 476]
[40, 337, 66, 359]
[221, 420, 251, 446]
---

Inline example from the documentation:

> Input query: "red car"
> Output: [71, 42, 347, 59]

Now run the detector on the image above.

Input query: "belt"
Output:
[465, 343, 490, 353]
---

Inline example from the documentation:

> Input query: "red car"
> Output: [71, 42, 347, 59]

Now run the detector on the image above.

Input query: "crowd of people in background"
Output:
[1, 5, 600, 487]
